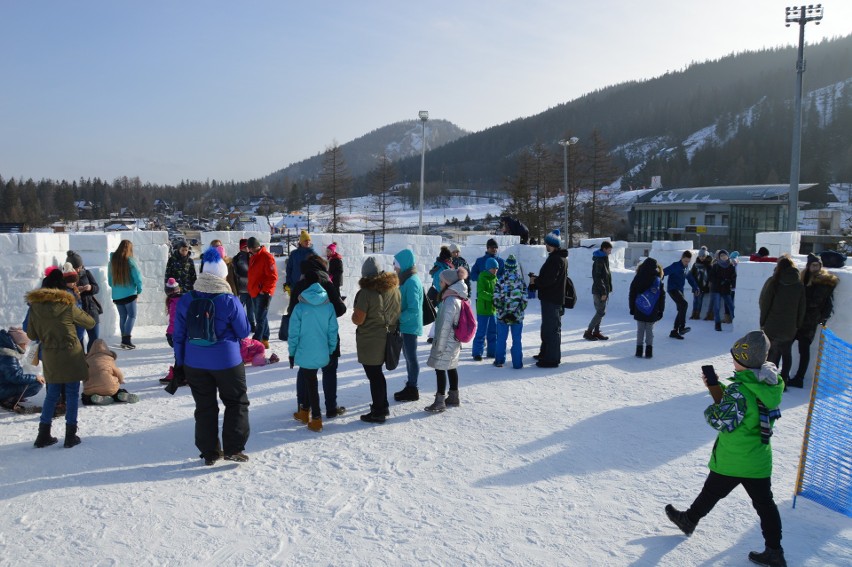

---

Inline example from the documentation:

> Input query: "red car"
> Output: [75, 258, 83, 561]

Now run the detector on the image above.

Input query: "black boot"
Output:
[64, 424, 81, 448]
[635, 345, 644, 358]
[645, 345, 653, 359]
[748, 547, 787, 567]
[121, 335, 136, 350]
[665, 504, 695, 535]
[34, 422, 58, 448]
[394, 385, 420, 402]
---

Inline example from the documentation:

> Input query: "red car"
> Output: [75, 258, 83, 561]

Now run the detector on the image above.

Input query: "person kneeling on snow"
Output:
[240, 337, 279, 366]
[0, 328, 44, 413]
[82, 339, 139, 405]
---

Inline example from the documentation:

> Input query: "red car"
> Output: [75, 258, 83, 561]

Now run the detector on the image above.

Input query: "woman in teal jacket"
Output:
[666, 331, 786, 567]
[393, 249, 423, 402]
[108, 240, 143, 349]
[288, 282, 338, 432]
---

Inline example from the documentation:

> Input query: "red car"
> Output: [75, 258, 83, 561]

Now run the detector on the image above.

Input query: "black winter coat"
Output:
[629, 260, 665, 322]
[232, 251, 251, 295]
[536, 249, 568, 305]
[801, 270, 838, 331]
[709, 261, 736, 294]
[77, 268, 101, 323]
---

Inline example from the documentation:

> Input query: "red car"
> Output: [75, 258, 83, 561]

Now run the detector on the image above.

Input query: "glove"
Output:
[289, 356, 295, 369]
[164, 365, 186, 396]
[283, 284, 291, 294]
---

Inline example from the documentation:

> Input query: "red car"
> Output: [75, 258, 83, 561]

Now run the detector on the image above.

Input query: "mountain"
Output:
[384, 34, 852, 190]
[265, 119, 468, 183]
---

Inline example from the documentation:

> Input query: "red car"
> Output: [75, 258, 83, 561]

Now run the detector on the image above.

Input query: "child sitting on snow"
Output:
[240, 337, 280, 366]
[0, 328, 44, 413]
[82, 339, 139, 405]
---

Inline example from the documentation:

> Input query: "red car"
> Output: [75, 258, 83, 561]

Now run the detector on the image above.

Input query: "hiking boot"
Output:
[121, 335, 136, 350]
[723, 314, 732, 324]
[583, 330, 598, 341]
[635, 345, 644, 358]
[115, 391, 139, 403]
[293, 406, 309, 424]
[203, 454, 221, 466]
[261, 339, 270, 349]
[679, 326, 691, 334]
[307, 417, 323, 432]
[535, 360, 559, 368]
[326, 406, 346, 419]
[748, 547, 787, 567]
[665, 504, 695, 535]
[34, 422, 58, 448]
[89, 394, 115, 406]
[224, 453, 249, 463]
[64, 424, 81, 448]
[592, 330, 609, 340]
[360, 411, 386, 424]
[645, 345, 653, 358]
[704, 312, 714, 321]
[786, 376, 804, 389]
[669, 330, 684, 340]
[394, 385, 420, 402]
[445, 390, 460, 407]
[472, 355, 483, 361]
[425, 394, 446, 413]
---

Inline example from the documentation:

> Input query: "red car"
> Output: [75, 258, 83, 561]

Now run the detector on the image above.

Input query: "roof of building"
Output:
[636, 183, 819, 205]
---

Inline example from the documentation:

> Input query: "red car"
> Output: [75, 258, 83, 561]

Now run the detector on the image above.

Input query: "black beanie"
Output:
[67, 250, 83, 269]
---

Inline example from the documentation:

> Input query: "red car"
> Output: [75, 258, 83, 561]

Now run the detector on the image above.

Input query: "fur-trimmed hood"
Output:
[358, 270, 399, 293]
[25, 287, 76, 306]
[809, 270, 839, 288]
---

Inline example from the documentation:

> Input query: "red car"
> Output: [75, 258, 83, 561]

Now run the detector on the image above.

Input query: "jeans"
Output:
[116, 301, 137, 337]
[495, 321, 523, 368]
[587, 294, 608, 333]
[239, 293, 256, 331]
[693, 292, 707, 315]
[472, 314, 497, 358]
[186, 363, 249, 458]
[253, 293, 271, 341]
[712, 293, 735, 324]
[401, 333, 420, 388]
[668, 289, 688, 331]
[0, 381, 42, 403]
[85, 323, 100, 353]
[636, 321, 656, 346]
[688, 471, 782, 549]
[40, 381, 80, 425]
[539, 300, 563, 364]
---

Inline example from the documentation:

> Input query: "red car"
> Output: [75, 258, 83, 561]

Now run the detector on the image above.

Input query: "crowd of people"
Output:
[2, 231, 841, 567]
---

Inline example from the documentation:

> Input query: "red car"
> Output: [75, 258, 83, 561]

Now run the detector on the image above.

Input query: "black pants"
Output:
[767, 337, 794, 381]
[539, 300, 563, 364]
[363, 364, 388, 412]
[186, 363, 250, 459]
[688, 471, 782, 549]
[793, 325, 817, 380]
[668, 289, 688, 331]
[435, 368, 459, 395]
[298, 367, 321, 419]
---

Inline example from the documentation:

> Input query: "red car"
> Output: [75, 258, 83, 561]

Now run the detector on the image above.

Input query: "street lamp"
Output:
[418, 110, 429, 234]
[785, 4, 823, 231]
[559, 137, 579, 247]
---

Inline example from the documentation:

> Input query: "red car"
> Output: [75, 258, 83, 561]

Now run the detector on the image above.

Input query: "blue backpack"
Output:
[635, 277, 661, 317]
[186, 292, 221, 346]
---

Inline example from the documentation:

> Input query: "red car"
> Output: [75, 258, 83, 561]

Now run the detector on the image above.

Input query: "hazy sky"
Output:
[2, 1, 850, 185]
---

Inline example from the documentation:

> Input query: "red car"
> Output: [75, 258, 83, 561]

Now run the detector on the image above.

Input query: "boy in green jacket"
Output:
[471, 257, 498, 361]
[666, 330, 786, 567]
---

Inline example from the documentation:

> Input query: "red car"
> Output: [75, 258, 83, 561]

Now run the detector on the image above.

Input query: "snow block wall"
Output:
[307, 233, 365, 301]
[755, 231, 802, 257]
[1, 233, 71, 326]
[200, 231, 268, 254]
[382, 234, 443, 287]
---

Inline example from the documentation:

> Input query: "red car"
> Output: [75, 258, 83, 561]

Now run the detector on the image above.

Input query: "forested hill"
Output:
[390, 33, 852, 189]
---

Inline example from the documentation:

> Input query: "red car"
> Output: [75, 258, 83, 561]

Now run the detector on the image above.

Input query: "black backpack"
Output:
[185, 292, 221, 346]
[563, 277, 577, 309]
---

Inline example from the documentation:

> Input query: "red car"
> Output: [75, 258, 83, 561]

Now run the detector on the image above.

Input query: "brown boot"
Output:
[307, 416, 323, 432]
[293, 406, 309, 424]
[703, 311, 714, 321]
[689, 311, 699, 320]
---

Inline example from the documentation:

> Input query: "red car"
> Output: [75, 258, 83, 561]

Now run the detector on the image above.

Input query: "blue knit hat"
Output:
[485, 257, 499, 271]
[544, 231, 561, 248]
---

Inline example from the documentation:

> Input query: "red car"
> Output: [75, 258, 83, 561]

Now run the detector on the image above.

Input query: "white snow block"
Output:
[755, 232, 801, 257]
[0, 234, 18, 255]
[466, 234, 519, 247]
[17, 233, 70, 254]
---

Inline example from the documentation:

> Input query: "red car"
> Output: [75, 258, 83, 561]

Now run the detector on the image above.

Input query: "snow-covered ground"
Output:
[1, 299, 849, 566]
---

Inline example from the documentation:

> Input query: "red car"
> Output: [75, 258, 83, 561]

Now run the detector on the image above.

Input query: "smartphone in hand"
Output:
[701, 364, 719, 387]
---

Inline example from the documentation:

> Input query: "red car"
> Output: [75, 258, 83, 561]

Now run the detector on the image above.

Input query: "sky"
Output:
[2, 0, 851, 185]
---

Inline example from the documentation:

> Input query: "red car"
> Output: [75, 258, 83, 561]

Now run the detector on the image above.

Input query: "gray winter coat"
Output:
[426, 280, 467, 371]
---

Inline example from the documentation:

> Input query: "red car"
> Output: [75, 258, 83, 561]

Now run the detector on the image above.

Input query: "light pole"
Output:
[785, 4, 823, 231]
[559, 137, 579, 247]
[418, 110, 429, 235]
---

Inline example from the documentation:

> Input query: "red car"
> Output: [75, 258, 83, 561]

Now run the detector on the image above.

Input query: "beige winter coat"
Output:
[83, 339, 125, 396]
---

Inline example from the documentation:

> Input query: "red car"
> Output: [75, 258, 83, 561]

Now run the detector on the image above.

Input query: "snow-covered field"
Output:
[1, 298, 849, 566]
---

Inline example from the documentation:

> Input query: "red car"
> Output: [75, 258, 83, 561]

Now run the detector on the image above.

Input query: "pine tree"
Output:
[318, 141, 352, 233]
